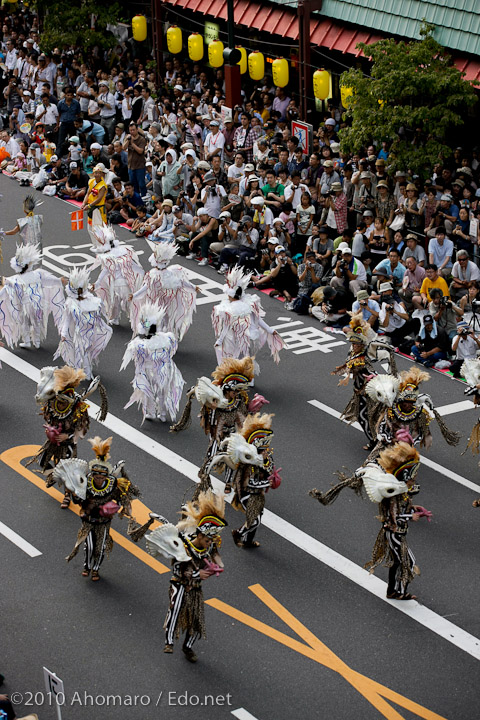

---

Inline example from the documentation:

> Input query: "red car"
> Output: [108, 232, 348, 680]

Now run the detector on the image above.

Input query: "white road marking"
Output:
[436, 400, 475, 416]
[308, 399, 480, 494]
[270, 318, 346, 354]
[2, 348, 480, 661]
[231, 710, 260, 720]
[0, 520, 42, 557]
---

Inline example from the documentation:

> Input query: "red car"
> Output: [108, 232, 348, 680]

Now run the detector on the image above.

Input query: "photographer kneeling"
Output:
[378, 281, 412, 348]
[330, 246, 368, 296]
[429, 288, 464, 342]
[450, 321, 480, 378]
[411, 314, 449, 368]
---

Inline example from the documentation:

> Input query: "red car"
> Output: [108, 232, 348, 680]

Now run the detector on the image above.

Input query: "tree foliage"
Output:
[34, 0, 122, 54]
[339, 23, 478, 177]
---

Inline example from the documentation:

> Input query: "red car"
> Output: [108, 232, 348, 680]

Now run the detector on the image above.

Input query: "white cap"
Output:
[197, 208, 208, 216]
[337, 242, 349, 252]
[251, 196, 265, 206]
[267, 238, 279, 245]
[22, 90, 31, 96]
[69, 161, 78, 169]
[219, 211, 231, 219]
[325, 118, 336, 126]
[90, 142, 102, 150]
[50, 155, 58, 162]
[244, 163, 255, 171]
[174, 84, 183, 91]
[180, 142, 194, 149]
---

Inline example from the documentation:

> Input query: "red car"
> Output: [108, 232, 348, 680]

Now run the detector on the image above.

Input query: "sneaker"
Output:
[198, 258, 208, 266]
[19, 341, 31, 348]
[217, 263, 229, 275]
[284, 301, 294, 310]
[186, 253, 196, 260]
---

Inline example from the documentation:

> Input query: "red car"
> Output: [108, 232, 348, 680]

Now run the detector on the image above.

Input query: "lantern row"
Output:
[132, 15, 346, 99]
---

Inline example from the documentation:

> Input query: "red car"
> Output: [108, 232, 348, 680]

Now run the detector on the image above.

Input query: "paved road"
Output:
[1, 175, 479, 720]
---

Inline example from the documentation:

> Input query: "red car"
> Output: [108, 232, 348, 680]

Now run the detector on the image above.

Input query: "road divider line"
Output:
[231, 710, 260, 720]
[0, 520, 42, 557]
[308, 399, 480, 494]
[2, 348, 480, 661]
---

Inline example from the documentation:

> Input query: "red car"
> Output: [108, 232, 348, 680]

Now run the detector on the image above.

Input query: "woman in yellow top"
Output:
[82, 163, 108, 243]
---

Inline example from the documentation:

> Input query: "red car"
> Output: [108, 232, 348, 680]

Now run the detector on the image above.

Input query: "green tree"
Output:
[339, 23, 478, 176]
[33, 0, 122, 54]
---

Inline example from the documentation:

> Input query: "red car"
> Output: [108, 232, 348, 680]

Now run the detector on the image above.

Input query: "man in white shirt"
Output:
[227, 151, 246, 185]
[97, 81, 116, 143]
[450, 249, 480, 301]
[76, 72, 95, 114]
[284, 172, 310, 208]
[330, 246, 367, 295]
[200, 171, 227, 219]
[139, 86, 158, 129]
[35, 93, 59, 132]
[5, 40, 18, 72]
[203, 120, 225, 164]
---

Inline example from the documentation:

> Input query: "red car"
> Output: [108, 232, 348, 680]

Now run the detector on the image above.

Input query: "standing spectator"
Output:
[123, 121, 147, 197]
[325, 181, 348, 235]
[428, 227, 454, 278]
[233, 113, 261, 164]
[272, 87, 290, 121]
[97, 80, 116, 142]
[35, 92, 59, 136]
[56, 87, 80, 155]
[203, 118, 225, 163]
[375, 180, 396, 235]
[295, 192, 316, 255]
[159, 148, 182, 200]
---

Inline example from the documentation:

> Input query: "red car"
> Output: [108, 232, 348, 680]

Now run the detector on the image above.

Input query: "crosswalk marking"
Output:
[0, 520, 42, 557]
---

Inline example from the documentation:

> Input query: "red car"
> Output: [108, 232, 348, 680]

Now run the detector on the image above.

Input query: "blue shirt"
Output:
[57, 98, 81, 123]
[428, 237, 454, 269]
[351, 298, 380, 322]
[374, 258, 406, 284]
[78, 119, 105, 143]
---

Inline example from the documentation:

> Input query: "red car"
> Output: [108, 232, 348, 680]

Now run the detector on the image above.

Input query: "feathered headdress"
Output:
[211, 356, 254, 389]
[240, 412, 274, 447]
[91, 225, 119, 252]
[346, 312, 368, 345]
[137, 300, 166, 336]
[23, 194, 41, 214]
[147, 240, 178, 267]
[378, 442, 420, 478]
[53, 365, 86, 392]
[88, 436, 113, 461]
[10, 242, 42, 272]
[177, 490, 227, 537]
[224, 264, 252, 298]
[68, 266, 91, 294]
[397, 367, 429, 402]
[86, 436, 116, 494]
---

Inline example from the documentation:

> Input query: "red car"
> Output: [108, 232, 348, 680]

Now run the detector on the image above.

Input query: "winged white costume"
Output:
[130, 242, 196, 342]
[54, 267, 112, 379]
[89, 226, 144, 324]
[121, 301, 184, 422]
[211, 266, 283, 367]
[0, 243, 63, 349]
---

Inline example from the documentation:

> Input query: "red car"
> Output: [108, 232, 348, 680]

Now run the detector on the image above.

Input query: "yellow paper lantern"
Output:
[340, 86, 353, 108]
[188, 32, 204, 61]
[132, 15, 147, 42]
[248, 51, 264, 81]
[208, 39, 224, 68]
[272, 58, 289, 88]
[313, 69, 330, 100]
[167, 25, 182, 54]
[236, 46, 247, 75]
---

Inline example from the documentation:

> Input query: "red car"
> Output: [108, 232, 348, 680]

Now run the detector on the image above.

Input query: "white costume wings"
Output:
[91, 246, 144, 322]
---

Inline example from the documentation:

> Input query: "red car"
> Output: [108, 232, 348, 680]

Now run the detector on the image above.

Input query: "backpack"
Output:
[292, 294, 310, 315]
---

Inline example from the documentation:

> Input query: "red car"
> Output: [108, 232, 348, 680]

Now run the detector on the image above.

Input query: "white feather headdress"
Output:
[224, 265, 252, 298]
[10, 242, 42, 272]
[137, 300, 166, 335]
[68, 266, 91, 293]
[147, 240, 178, 267]
[91, 225, 118, 252]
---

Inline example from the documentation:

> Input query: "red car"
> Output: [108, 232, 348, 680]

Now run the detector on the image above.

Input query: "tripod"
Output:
[468, 304, 480, 332]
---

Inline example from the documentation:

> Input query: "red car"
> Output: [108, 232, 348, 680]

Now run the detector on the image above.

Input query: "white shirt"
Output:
[284, 182, 310, 208]
[98, 91, 116, 118]
[35, 102, 59, 125]
[200, 185, 227, 219]
[204, 130, 225, 162]
[228, 163, 245, 182]
[121, 98, 132, 120]
[5, 48, 18, 71]
[452, 260, 480, 283]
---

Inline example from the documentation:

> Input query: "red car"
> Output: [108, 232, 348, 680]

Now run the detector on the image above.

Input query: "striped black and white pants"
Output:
[386, 529, 416, 596]
[237, 493, 262, 546]
[164, 582, 200, 649]
[83, 525, 109, 572]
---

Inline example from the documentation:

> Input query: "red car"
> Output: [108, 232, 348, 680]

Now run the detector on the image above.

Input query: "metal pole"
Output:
[227, 0, 235, 50]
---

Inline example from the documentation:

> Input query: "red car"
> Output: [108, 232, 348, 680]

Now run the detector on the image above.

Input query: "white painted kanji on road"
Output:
[183, 267, 225, 305]
[271, 317, 346, 354]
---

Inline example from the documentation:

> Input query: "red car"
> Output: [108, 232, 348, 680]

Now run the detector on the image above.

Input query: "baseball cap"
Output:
[203, 171, 216, 182]
[210, 120, 220, 127]
[240, 215, 252, 223]
[69, 161, 78, 169]
[457, 321, 469, 330]
[325, 118, 335, 126]
[22, 90, 31, 96]
[275, 245, 286, 254]
[201, 114, 211, 120]
[98, 80, 108, 87]
[337, 242, 349, 252]
[323, 160, 334, 167]
[69, 136, 79, 144]
[267, 238, 279, 245]
[90, 142, 102, 150]
[197, 208, 208, 216]
[174, 84, 183, 91]
[306, 251, 315, 258]
[341, 247, 353, 255]
[173, 205, 181, 212]
[363, 210, 374, 217]
[423, 314, 434, 324]
[251, 196, 265, 206]
[197, 160, 211, 170]
[440, 194, 452, 202]
[219, 211, 231, 219]
[50, 155, 58, 162]
[244, 163, 255, 172]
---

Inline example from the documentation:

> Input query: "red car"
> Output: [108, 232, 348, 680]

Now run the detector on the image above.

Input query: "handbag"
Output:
[389, 213, 405, 232]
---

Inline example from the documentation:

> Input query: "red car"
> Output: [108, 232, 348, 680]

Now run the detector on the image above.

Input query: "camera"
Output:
[360, 300, 368, 307]
[440, 296, 451, 308]
[460, 328, 470, 337]
[472, 300, 480, 311]
[339, 260, 348, 270]
[324, 301, 333, 313]
[238, 222, 245, 231]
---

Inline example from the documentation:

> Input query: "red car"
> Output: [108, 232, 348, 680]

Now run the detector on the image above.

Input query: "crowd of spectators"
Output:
[2, 8, 480, 378]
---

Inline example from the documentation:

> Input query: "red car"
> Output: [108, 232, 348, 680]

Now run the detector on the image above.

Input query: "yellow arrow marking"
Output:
[207, 584, 448, 720]
[0, 445, 170, 575]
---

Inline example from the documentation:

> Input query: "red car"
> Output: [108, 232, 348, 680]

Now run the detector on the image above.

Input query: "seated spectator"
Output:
[187, 207, 219, 266]
[399, 255, 426, 306]
[426, 193, 459, 237]
[267, 245, 298, 303]
[402, 233, 426, 267]
[451, 207, 474, 253]
[378, 281, 411, 347]
[429, 288, 464, 341]
[412, 263, 450, 310]
[449, 249, 480, 302]
[372, 248, 406, 291]
[119, 181, 143, 222]
[45, 154, 68, 192]
[128, 203, 150, 234]
[450, 321, 480, 378]
[59, 161, 89, 200]
[330, 246, 368, 296]
[351, 289, 380, 329]
[459, 281, 480, 318]
[428, 226, 454, 279]
[297, 251, 322, 298]
[411, 314, 449, 367]
[311, 284, 349, 327]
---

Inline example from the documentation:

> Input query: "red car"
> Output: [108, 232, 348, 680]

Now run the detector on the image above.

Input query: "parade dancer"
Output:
[212, 265, 283, 371]
[332, 322, 379, 451]
[130, 241, 197, 342]
[0, 243, 63, 349]
[55, 436, 141, 581]
[364, 442, 430, 601]
[146, 490, 226, 662]
[54, 267, 113, 379]
[89, 225, 144, 325]
[460, 359, 480, 454]
[28, 365, 107, 507]
[208, 413, 281, 549]
[4, 195, 43, 250]
[120, 300, 184, 422]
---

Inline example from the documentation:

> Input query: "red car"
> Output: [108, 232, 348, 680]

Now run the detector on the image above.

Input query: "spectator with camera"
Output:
[311, 285, 350, 327]
[378, 281, 411, 347]
[119, 180, 143, 222]
[296, 251, 322, 298]
[411, 314, 450, 367]
[450, 321, 480, 378]
[331, 246, 368, 296]
[212, 210, 239, 268]
[372, 247, 406, 290]
[412, 263, 450, 310]
[449, 249, 480, 301]
[267, 245, 298, 304]
[187, 207, 219, 266]
[429, 288, 464, 341]
[200, 171, 227, 219]
[351, 289, 380, 329]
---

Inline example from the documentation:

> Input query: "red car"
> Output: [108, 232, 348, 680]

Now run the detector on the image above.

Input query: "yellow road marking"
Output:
[0, 445, 170, 575]
[207, 584, 448, 720]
